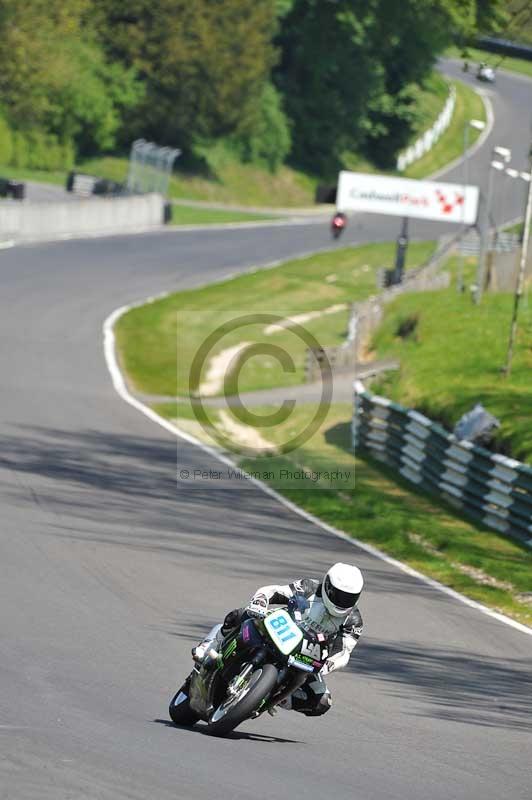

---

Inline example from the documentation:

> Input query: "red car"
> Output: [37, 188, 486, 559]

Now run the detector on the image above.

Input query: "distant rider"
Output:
[192, 562, 364, 717]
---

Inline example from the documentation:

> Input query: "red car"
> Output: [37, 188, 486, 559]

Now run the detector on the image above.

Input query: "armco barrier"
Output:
[353, 382, 532, 547]
[0, 193, 165, 242]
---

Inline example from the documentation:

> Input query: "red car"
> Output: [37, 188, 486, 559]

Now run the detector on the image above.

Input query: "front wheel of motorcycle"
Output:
[169, 681, 200, 726]
[207, 663, 278, 737]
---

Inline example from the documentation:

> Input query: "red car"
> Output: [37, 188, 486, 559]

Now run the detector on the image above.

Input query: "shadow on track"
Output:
[0, 424, 408, 577]
[352, 639, 532, 733]
[153, 718, 304, 744]
[0, 423, 506, 614]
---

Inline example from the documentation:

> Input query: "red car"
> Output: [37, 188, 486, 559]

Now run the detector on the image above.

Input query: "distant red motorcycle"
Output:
[331, 212, 346, 239]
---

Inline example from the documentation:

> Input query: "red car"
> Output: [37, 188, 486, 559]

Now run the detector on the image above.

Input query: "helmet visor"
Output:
[324, 575, 359, 610]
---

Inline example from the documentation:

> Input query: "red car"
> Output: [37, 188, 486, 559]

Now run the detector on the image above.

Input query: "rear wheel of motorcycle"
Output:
[207, 663, 278, 737]
[169, 683, 200, 726]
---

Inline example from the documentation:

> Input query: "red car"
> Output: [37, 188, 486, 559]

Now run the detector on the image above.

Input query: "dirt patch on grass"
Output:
[219, 410, 276, 454]
[264, 304, 347, 335]
[199, 342, 251, 397]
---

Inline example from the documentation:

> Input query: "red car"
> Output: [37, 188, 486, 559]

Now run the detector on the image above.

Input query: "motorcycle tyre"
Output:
[207, 663, 278, 737]
[169, 681, 200, 726]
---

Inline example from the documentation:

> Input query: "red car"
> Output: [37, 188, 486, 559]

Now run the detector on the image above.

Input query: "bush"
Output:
[8, 128, 74, 171]
[0, 116, 13, 165]
[11, 133, 30, 169]
[231, 83, 291, 172]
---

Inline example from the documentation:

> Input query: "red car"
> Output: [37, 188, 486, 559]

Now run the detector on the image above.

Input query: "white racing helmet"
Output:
[322, 562, 364, 617]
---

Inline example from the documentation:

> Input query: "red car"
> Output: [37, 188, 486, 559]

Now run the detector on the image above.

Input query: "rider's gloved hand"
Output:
[246, 594, 268, 618]
[321, 659, 335, 676]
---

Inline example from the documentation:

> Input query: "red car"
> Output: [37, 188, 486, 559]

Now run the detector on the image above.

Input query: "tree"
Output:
[361, 0, 476, 167]
[476, 0, 509, 34]
[0, 0, 141, 157]
[231, 82, 292, 172]
[276, 0, 381, 175]
[275, 0, 508, 174]
[93, 0, 279, 149]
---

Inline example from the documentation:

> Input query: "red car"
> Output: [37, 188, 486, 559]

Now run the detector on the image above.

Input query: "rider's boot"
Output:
[267, 696, 292, 716]
[191, 623, 223, 668]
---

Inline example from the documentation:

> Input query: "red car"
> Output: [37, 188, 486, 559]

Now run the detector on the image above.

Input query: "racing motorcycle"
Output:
[169, 598, 330, 737]
[331, 212, 346, 239]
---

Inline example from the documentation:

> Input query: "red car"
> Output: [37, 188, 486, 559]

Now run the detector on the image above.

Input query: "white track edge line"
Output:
[103, 301, 532, 638]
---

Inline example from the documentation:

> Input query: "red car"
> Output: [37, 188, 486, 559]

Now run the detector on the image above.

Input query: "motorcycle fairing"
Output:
[263, 608, 304, 655]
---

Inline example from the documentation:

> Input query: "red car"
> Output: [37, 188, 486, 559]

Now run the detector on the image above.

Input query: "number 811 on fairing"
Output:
[263, 608, 303, 655]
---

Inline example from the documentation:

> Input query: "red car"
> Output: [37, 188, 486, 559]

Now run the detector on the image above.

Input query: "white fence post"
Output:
[396, 85, 456, 172]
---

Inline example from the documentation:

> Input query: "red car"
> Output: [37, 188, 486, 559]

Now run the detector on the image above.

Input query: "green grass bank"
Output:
[403, 79, 486, 179]
[371, 256, 532, 464]
[115, 241, 435, 398]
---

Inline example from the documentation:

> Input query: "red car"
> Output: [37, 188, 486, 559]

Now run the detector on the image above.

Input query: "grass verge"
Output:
[403, 79, 486, 179]
[371, 255, 532, 463]
[409, 72, 450, 138]
[115, 241, 435, 397]
[78, 153, 318, 208]
[170, 205, 277, 225]
[0, 164, 66, 186]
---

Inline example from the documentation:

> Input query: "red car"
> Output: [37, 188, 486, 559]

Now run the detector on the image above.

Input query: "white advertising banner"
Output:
[337, 170, 479, 225]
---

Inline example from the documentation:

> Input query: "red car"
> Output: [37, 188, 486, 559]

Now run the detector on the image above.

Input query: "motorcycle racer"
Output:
[191, 562, 364, 717]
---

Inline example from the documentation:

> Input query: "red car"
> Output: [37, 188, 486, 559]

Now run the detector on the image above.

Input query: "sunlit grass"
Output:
[115, 241, 435, 397]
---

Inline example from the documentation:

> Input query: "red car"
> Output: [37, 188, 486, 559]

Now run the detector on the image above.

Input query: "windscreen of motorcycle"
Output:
[263, 608, 304, 655]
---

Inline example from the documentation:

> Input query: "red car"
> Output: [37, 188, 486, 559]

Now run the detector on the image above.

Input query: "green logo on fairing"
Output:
[222, 638, 237, 658]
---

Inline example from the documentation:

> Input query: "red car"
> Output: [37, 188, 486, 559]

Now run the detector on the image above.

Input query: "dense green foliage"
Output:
[229, 83, 292, 172]
[506, 0, 532, 43]
[276, 0, 493, 172]
[93, 0, 278, 149]
[0, 0, 141, 166]
[0, 0, 512, 175]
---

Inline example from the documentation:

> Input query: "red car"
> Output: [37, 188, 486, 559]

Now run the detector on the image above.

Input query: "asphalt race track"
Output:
[1, 66, 531, 800]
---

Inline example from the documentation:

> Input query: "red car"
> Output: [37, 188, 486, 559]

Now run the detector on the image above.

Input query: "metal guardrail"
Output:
[353, 382, 532, 547]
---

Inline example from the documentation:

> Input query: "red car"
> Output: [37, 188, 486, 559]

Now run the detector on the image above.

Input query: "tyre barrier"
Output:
[353, 382, 532, 547]
[0, 178, 26, 201]
[66, 171, 124, 197]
